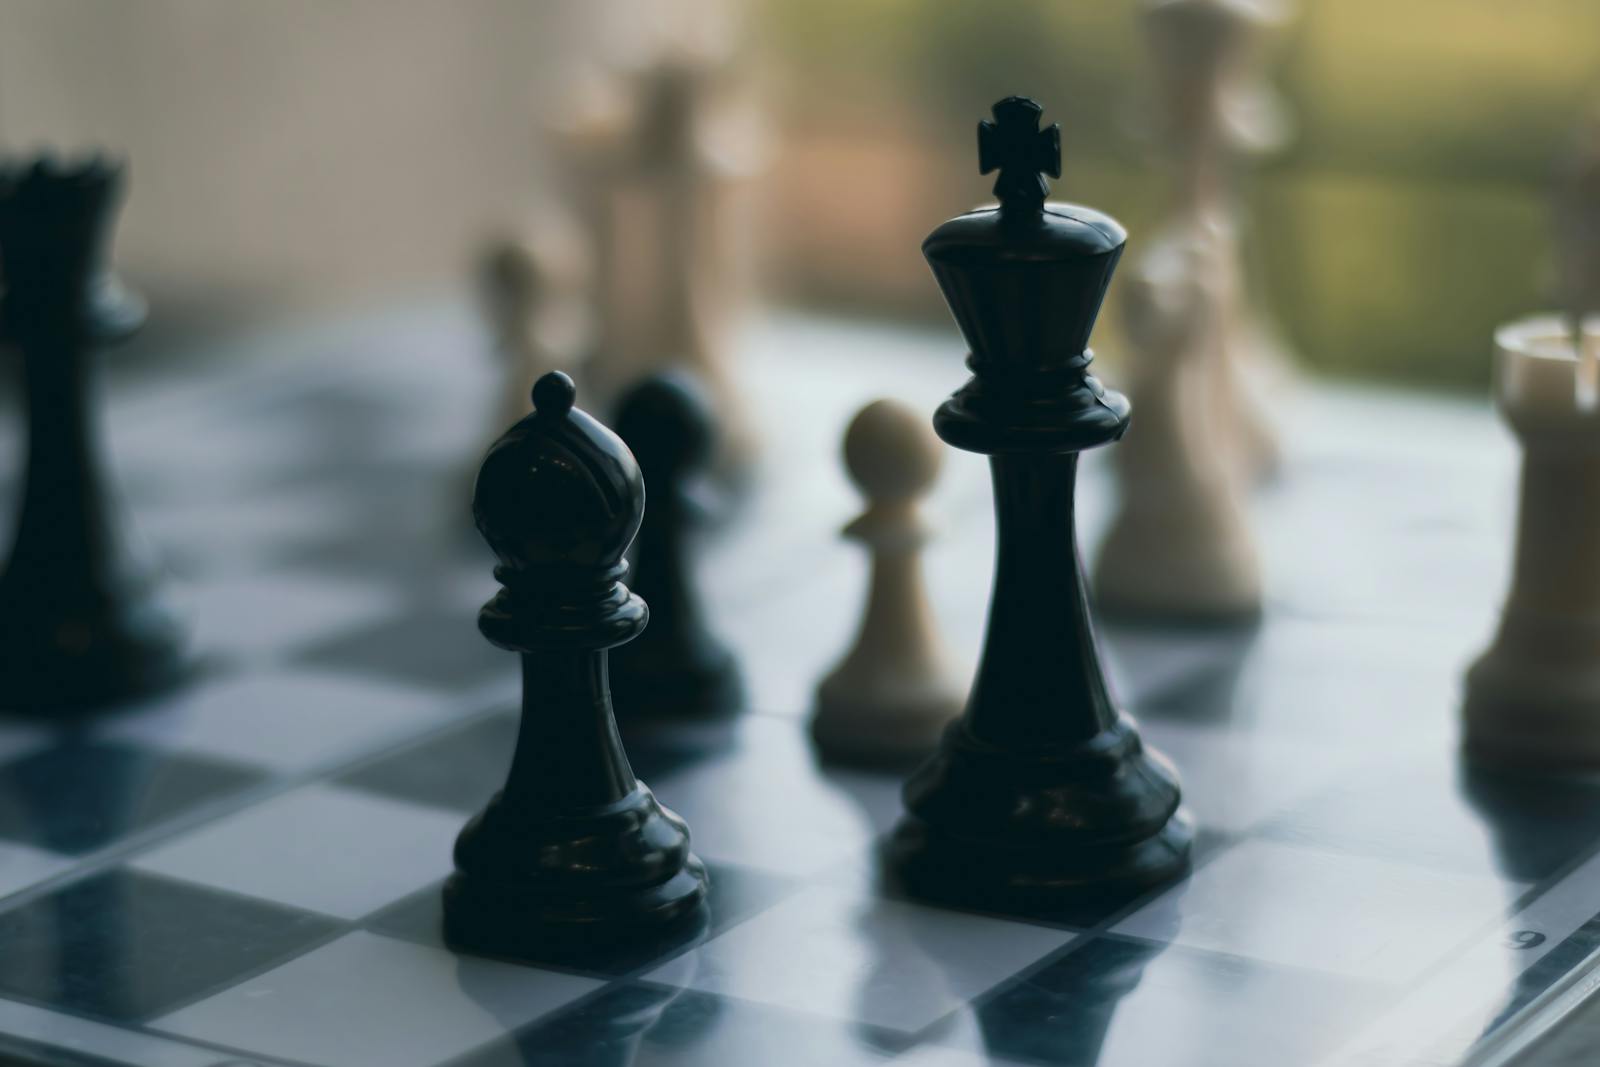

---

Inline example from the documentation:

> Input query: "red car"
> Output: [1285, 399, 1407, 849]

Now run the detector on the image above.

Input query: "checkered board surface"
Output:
[0, 303, 1596, 1067]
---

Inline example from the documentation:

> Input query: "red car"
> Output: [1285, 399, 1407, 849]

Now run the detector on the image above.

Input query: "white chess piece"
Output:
[1465, 113, 1600, 768]
[556, 45, 769, 479]
[1094, 217, 1262, 621]
[812, 399, 965, 766]
[1464, 315, 1600, 769]
[477, 240, 547, 433]
[475, 216, 591, 436]
[1140, 0, 1293, 482]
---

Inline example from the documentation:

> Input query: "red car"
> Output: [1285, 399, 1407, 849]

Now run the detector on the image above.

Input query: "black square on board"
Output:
[339, 709, 717, 816]
[301, 603, 508, 690]
[0, 868, 340, 1022]
[338, 711, 519, 813]
[0, 740, 264, 855]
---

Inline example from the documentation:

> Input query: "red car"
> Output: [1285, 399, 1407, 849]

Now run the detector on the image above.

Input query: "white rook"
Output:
[1465, 314, 1600, 769]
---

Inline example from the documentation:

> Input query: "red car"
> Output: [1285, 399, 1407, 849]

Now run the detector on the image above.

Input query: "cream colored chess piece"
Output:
[556, 40, 769, 479]
[1464, 316, 1600, 769]
[474, 215, 591, 438]
[1465, 114, 1600, 769]
[1140, 0, 1294, 482]
[812, 400, 965, 767]
[1094, 218, 1262, 621]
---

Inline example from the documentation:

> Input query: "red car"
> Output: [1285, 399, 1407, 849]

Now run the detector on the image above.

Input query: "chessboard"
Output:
[0, 302, 1596, 1067]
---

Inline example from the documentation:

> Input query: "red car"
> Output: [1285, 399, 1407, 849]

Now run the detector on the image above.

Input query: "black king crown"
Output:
[926, 96, 1131, 455]
[888, 98, 1192, 912]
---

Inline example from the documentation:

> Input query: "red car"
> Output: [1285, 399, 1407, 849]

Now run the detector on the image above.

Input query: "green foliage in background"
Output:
[762, 0, 1600, 391]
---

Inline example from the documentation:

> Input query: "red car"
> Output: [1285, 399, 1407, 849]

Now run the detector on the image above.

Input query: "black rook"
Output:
[0, 157, 185, 714]
[888, 97, 1193, 910]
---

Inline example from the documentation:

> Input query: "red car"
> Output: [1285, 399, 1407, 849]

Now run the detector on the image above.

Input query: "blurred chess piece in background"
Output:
[1133, 0, 1297, 483]
[1464, 110, 1600, 770]
[474, 209, 592, 442]
[1094, 219, 1263, 623]
[0, 156, 188, 712]
[552, 0, 772, 484]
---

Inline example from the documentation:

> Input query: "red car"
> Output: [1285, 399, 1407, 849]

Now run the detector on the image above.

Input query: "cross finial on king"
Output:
[978, 96, 1061, 214]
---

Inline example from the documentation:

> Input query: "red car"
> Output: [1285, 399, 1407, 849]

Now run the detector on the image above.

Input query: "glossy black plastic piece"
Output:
[443, 372, 709, 963]
[0, 156, 185, 715]
[609, 373, 743, 719]
[888, 98, 1193, 912]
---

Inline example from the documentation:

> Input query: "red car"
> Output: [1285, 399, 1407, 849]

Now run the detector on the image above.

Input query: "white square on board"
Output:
[1113, 838, 1519, 985]
[131, 784, 459, 920]
[1139, 722, 1361, 835]
[169, 572, 402, 661]
[650, 717, 882, 877]
[646, 884, 1075, 1032]
[151, 932, 599, 1067]
[103, 669, 452, 774]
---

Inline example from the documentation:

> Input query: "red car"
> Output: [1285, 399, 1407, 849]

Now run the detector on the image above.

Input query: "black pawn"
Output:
[0, 156, 184, 714]
[887, 98, 1192, 911]
[443, 371, 708, 962]
[609, 373, 743, 719]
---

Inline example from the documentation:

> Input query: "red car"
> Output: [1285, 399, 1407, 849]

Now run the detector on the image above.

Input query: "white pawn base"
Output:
[812, 670, 964, 769]
[1094, 508, 1261, 623]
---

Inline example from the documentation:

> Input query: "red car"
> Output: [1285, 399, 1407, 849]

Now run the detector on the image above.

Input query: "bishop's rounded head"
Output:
[614, 372, 715, 481]
[532, 370, 577, 418]
[843, 398, 943, 503]
[473, 371, 644, 573]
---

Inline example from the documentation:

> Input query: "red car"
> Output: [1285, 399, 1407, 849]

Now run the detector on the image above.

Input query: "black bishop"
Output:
[444, 371, 709, 961]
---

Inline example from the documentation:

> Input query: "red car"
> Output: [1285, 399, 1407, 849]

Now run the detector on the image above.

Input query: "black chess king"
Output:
[444, 371, 708, 960]
[888, 98, 1193, 909]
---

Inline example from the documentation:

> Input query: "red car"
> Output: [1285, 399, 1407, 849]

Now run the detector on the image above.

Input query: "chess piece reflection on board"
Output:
[555, 50, 769, 480]
[888, 98, 1192, 912]
[0, 156, 186, 714]
[444, 372, 709, 962]
[811, 398, 964, 768]
[1464, 116, 1600, 771]
[609, 373, 743, 720]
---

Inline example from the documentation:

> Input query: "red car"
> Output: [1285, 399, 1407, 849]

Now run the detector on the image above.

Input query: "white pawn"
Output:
[811, 399, 965, 767]
[1094, 218, 1262, 621]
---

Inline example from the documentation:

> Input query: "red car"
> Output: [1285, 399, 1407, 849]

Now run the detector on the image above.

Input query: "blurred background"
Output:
[2, 0, 1599, 392]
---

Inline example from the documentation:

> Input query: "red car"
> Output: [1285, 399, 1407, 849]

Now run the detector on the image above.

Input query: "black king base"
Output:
[887, 96, 1192, 912]
[443, 372, 708, 963]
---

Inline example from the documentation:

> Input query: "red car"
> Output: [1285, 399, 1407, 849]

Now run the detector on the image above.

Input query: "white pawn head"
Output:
[844, 399, 943, 505]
